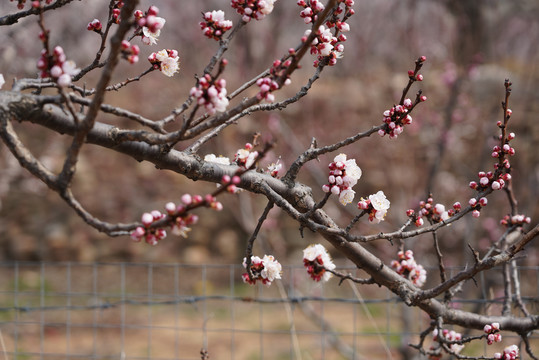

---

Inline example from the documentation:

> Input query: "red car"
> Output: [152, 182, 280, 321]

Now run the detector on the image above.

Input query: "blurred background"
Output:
[1, 0, 538, 266]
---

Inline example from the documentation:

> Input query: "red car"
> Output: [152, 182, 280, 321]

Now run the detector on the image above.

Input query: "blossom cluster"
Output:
[235, 143, 259, 169]
[36, 46, 80, 87]
[322, 153, 362, 206]
[468, 193, 490, 218]
[500, 213, 531, 227]
[299, 0, 354, 66]
[255, 58, 292, 102]
[134, 6, 166, 45]
[391, 250, 427, 287]
[430, 328, 464, 356]
[87, 19, 102, 33]
[468, 127, 516, 219]
[378, 101, 414, 139]
[494, 345, 519, 360]
[266, 159, 282, 177]
[200, 10, 233, 40]
[484, 322, 502, 345]
[256, 77, 280, 103]
[12, 0, 52, 9]
[469, 169, 512, 193]
[242, 255, 282, 286]
[130, 210, 167, 245]
[357, 190, 390, 223]
[148, 49, 180, 77]
[303, 244, 336, 282]
[120, 40, 140, 64]
[130, 193, 224, 245]
[206, 149, 280, 179]
[190, 74, 229, 114]
[407, 197, 461, 227]
[204, 154, 231, 165]
[378, 56, 427, 138]
[111, 1, 124, 24]
[297, 0, 325, 24]
[231, 0, 277, 22]
[303, 25, 345, 67]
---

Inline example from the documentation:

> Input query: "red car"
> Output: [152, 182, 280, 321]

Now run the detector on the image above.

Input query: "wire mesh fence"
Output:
[0, 262, 537, 360]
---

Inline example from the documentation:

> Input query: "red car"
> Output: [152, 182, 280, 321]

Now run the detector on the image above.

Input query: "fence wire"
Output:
[0, 262, 537, 360]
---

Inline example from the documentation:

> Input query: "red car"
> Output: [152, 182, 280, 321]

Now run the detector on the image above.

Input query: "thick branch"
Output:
[2, 91, 538, 334]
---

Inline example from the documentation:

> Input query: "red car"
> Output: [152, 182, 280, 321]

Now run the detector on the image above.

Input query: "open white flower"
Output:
[152, 49, 179, 77]
[0, 74, 6, 89]
[339, 188, 355, 206]
[142, 16, 165, 45]
[259, 0, 277, 15]
[369, 191, 390, 222]
[303, 244, 336, 282]
[261, 255, 282, 282]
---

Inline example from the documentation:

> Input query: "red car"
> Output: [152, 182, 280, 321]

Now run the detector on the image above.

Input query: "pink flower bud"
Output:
[212, 201, 223, 211]
[491, 181, 501, 190]
[508, 132, 515, 140]
[204, 194, 215, 203]
[193, 195, 203, 203]
[141, 212, 154, 226]
[165, 202, 176, 214]
[419, 95, 427, 102]
[150, 210, 162, 220]
[148, 5, 159, 16]
[57, 74, 72, 87]
[357, 200, 369, 210]
[403, 98, 413, 108]
[469, 198, 477, 206]
[472, 210, 481, 218]
[181, 194, 192, 205]
[479, 197, 488, 206]
[416, 74, 423, 81]
[145, 234, 158, 246]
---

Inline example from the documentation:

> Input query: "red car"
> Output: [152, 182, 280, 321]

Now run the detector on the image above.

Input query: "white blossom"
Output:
[261, 255, 282, 282]
[368, 191, 390, 222]
[204, 154, 230, 165]
[339, 188, 355, 206]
